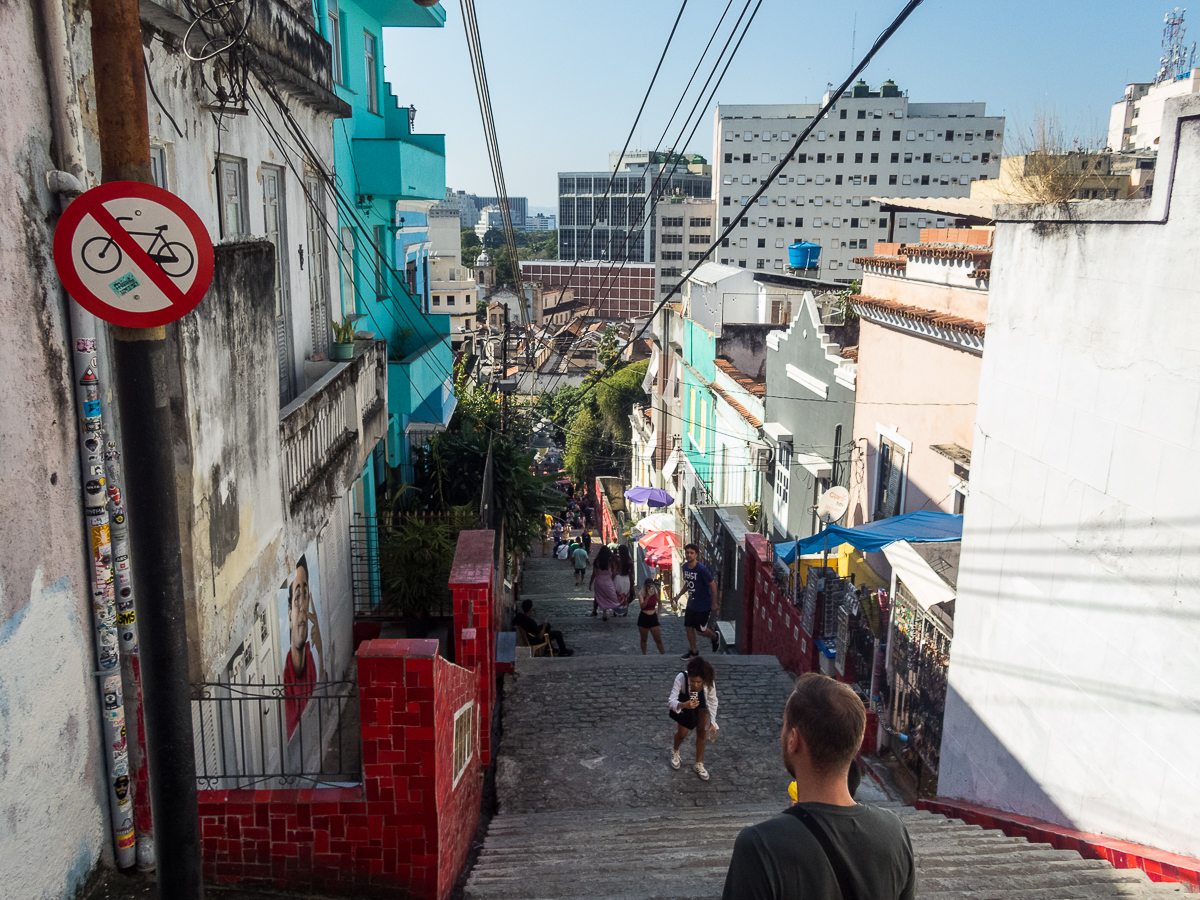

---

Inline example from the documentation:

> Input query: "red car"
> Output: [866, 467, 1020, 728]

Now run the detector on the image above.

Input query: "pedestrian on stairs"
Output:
[571, 541, 588, 585]
[721, 673, 916, 900]
[668, 656, 718, 781]
[671, 543, 720, 659]
[637, 577, 665, 654]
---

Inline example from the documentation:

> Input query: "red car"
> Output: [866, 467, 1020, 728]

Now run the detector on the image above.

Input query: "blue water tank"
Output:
[788, 242, 821, 269]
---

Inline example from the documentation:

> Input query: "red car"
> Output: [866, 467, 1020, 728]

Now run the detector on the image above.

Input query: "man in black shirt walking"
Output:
[722, 673, 916, 900]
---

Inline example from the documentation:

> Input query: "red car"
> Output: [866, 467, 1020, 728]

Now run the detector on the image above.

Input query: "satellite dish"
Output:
[815, 485, 850, 525]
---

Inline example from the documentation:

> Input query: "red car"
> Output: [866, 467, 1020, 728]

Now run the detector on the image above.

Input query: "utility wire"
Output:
[543, 0, 758, 394]
[560, 0, 928, 421]
[542, 0, 752, 395]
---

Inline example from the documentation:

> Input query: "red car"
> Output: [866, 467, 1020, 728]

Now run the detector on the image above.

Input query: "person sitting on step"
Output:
[513, 599, 573, 656]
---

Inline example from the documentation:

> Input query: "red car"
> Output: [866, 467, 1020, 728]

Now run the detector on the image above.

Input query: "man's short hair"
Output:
[521, 599, 533, 613]
[684, 542, 699, 554]
[784, 673, 866, 774]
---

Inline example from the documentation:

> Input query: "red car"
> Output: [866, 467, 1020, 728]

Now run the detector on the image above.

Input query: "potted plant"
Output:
[330, 315, 357, 360]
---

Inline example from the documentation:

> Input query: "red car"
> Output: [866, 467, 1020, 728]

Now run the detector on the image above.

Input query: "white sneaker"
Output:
[670, 750, 681, 770]
[694, 762, 709, 781]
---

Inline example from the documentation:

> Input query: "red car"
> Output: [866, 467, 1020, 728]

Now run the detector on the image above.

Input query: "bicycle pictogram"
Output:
[81, 218, 196, 278]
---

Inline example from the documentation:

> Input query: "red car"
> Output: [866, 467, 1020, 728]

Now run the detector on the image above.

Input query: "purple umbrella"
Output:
[624, 486, 674, 508]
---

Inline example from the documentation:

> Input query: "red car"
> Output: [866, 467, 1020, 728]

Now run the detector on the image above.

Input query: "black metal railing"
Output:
[350, 513, 461, 617]
[190, 679, 359, 789]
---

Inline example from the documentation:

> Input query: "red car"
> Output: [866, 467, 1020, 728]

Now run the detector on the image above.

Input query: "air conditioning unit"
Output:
[752, 445, 774, 472]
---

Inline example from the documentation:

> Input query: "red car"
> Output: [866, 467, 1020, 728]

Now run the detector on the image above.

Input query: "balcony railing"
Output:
[191, 679, 359, 790]
[281, 341, 387, 509]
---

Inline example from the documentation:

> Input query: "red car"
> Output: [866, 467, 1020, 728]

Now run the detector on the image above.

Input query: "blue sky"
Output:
[383, 0, 1182, 208]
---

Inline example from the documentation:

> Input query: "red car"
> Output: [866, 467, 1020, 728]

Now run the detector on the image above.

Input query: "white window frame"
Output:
[452, 700, 475, 788]
[872, 423, 912, 521]
[364, 30, 379, 113]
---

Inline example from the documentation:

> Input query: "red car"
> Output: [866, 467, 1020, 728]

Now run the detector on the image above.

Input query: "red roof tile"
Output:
[710, 385, 763, 429]
[900, 246, 993, 264]
[849, 294, 986, 338]
[853, 256, 907, 271]
[714, 358, 765, 398]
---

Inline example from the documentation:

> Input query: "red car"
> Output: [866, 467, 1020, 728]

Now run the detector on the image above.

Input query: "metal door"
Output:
[264, 166, 294, 403]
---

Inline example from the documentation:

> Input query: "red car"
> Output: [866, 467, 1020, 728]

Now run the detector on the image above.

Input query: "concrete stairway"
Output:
[466, 801, 1182, 899]
[466, 552, 1181, 899]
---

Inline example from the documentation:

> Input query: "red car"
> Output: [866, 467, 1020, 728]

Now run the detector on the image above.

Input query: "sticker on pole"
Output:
[53, 181, 214, 328]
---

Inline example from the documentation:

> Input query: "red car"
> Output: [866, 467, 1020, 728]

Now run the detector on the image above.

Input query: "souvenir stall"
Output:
[881, 538, 959, 795]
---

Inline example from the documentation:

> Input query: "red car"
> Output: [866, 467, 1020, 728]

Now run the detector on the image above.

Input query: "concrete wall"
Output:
[938, 95, 1200, 857]
[763, 293, 857, 541]
[142, 31, 339, 397]
[848, 319, 979, 535]
[0, 2, 113, 895]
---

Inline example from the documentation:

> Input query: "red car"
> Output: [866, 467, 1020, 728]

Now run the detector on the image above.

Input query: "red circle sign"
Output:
[53, 181, 215, 328]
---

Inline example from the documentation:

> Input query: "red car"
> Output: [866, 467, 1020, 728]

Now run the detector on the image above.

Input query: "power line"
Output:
[563, 0, 929, 421]
[543, 0, 756, 394]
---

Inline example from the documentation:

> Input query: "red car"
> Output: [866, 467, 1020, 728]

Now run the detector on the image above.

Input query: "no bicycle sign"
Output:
[53, 181, 214, 328]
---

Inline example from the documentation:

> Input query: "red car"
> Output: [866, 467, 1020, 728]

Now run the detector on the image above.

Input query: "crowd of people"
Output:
[518, 491, 916, 898]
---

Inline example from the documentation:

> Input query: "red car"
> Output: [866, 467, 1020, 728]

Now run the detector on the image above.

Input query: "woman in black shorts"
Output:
[637, 577, 665, 654]
[668, 656, 718, 781]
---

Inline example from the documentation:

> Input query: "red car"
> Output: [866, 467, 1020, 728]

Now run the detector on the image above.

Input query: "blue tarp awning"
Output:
[775, 511, 963, 564]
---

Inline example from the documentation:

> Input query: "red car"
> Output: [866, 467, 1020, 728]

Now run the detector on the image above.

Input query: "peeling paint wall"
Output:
[0, 2, 112, 896]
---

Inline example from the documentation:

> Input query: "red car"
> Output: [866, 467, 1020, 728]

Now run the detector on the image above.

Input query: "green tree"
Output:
[595, 360, 649, 441]
[461, 228, 482, 267]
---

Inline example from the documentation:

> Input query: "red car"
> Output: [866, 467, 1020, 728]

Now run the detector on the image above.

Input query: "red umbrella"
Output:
[644, 549, 674, 569]
[639, 530, 683, 553]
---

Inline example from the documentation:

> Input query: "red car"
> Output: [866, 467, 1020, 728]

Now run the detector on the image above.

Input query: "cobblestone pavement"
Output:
[498, 552, 887, 815]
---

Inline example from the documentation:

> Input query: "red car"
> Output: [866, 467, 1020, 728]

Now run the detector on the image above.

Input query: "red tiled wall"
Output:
[743, 534, 814, 675]
[197, 638, 484, 899]
[435, 655, 482, 895]
[450, 529, 496, 767]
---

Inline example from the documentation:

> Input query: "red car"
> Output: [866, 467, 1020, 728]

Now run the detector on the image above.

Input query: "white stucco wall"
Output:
[144, 38, 338, 392]
[939, 95, 1200, 856]
[1, 3, 112, 895]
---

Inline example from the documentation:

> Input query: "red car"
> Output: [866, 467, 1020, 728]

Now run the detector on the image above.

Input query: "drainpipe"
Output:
[89, 0, 202, 895]
[35, 0, 153, 871]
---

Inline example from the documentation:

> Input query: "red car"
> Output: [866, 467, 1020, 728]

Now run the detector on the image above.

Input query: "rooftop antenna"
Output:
[1156, 7, 1196, 84]
[851, 12, 857, 67]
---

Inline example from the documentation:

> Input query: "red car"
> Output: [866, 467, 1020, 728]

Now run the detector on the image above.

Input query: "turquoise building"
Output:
[313, 0, 453, 468]
[312, 0, 453, 602]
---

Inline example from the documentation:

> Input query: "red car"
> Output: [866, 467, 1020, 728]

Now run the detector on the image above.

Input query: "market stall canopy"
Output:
[624, 486, 675, 507]
[635, 512, 678, 533]
[776, 511, 963, 564]
[639, 530, 683, 552]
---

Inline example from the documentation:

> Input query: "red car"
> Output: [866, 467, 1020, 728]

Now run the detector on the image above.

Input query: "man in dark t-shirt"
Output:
[671, 543, 720, 659]
[722, 674, 916, 900]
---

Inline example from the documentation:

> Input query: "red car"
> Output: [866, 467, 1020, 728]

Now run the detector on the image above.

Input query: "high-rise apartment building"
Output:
[477, 195, 528, 228]
[557, 152, 712, 263]
[712, 81, 1003, 278]
[654, 197, 717, 296]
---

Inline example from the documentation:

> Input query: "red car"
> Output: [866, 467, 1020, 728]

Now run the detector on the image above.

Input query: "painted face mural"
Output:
[280, 553, 323, 740]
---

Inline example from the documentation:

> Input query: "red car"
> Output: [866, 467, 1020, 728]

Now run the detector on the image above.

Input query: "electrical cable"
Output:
[540, 0, 752, 395]
[561, 0, 929, 421]
[542, 0, 758, 393]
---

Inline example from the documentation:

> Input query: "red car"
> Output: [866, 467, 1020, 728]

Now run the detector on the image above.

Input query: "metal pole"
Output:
[89, 0, 202, 896]
[35, 0, 155, 870]
[501, 305, 509, 434]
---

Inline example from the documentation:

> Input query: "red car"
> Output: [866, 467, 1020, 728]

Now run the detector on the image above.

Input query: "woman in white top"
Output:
[612, 544, 633, 616]
[667, 656, 718, 781]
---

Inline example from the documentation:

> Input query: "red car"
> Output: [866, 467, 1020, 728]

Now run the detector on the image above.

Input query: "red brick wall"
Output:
[743, 534, 815, 675]
[197, 639, 483, 898]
